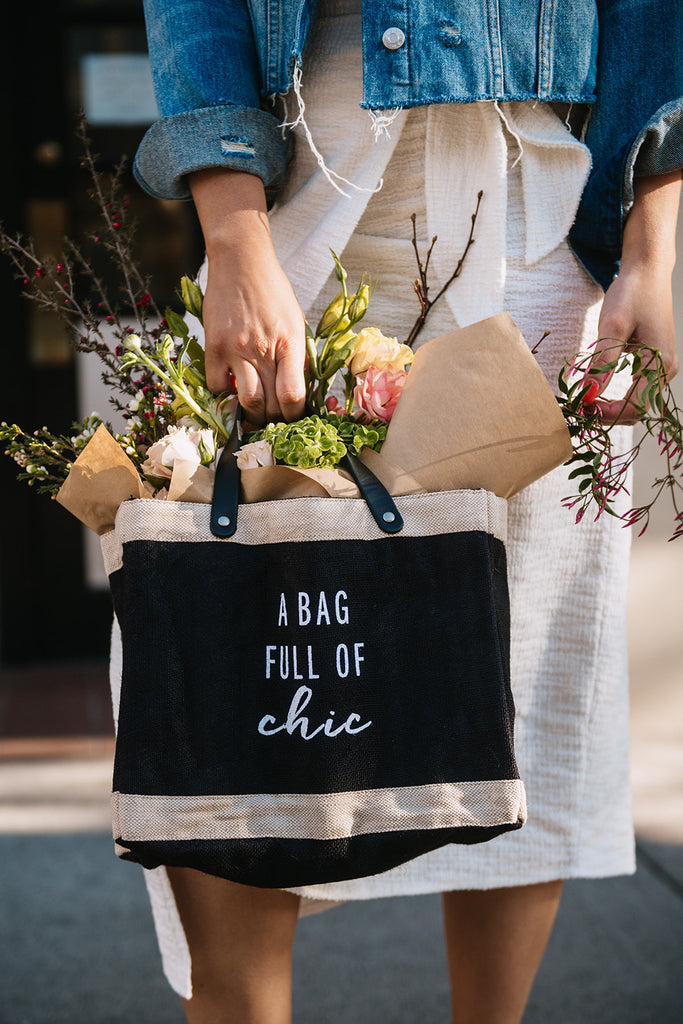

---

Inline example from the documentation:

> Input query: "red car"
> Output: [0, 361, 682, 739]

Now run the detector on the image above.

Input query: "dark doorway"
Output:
[0, 1, 203, 663]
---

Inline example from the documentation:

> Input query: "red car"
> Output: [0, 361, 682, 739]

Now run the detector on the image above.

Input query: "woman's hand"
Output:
[190, 168, 307, 425]
[589, 170, 681, 425]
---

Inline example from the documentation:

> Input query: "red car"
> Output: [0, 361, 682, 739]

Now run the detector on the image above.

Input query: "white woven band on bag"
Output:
[112, 780, 527, 844]
[100, 489, 507, 575]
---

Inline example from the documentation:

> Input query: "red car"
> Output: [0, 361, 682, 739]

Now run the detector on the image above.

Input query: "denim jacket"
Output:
[134, 0, 683, 288]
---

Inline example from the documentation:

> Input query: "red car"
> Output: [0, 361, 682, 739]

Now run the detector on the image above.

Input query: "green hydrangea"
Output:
[253, 417, 346, 469]
[247, 414, 386, 470]
[333, 417, 387, 455]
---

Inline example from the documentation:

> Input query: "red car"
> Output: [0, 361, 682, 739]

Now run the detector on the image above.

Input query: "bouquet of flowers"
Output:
[0, 251, 413, 489]
[1, 141, 681, 539]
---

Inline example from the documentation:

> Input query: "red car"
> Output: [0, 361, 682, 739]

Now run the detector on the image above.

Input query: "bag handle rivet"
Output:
[217, 515, 231, 527]
[382, 512, 396, 523]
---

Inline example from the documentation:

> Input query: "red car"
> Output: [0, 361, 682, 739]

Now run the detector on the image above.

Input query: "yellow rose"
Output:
[347, 327, 414, 376]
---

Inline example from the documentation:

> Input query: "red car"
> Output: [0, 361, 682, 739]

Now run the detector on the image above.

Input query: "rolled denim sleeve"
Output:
[569, 0, 683, 289]
[134, 0, 290, 199]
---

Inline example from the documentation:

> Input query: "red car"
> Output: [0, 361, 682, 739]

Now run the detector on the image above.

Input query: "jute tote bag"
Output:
[102, 448, 526, 889]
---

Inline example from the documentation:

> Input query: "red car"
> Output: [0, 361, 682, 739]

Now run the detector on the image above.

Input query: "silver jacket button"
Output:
[382, 26, 406, 50]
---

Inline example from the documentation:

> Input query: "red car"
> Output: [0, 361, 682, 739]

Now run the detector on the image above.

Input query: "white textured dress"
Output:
[130, 0, 636, 996]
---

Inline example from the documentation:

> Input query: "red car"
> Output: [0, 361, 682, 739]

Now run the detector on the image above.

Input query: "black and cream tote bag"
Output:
[102, 480, 526, 889]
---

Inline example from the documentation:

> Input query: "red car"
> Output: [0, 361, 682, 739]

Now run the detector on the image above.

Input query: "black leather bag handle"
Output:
[210, 407, 403, 538]
[339, 450, 403, 533]
[209, 406, 243, 539]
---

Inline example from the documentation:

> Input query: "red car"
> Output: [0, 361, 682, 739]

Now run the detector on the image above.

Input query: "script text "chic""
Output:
[258, 685, 372, 740]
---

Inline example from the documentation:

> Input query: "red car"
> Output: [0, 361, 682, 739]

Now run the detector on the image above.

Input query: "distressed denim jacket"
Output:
[134, 0, 683, 288]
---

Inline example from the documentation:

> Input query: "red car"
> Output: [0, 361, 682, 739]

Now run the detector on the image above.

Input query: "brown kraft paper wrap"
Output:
[56, 424, 147, 535]
[167, 459, 361, 504]
[379, 313, 572, 498]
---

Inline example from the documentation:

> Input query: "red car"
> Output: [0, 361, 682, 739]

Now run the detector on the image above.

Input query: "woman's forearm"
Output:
[621, 170, 681, 274]
[190, 168, 271, 254]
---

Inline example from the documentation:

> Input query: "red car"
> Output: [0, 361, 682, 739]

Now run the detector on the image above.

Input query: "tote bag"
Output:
[102, 447, 526, 889]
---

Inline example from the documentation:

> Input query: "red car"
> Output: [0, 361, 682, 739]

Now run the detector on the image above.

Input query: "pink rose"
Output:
[353, 365, 407, 423]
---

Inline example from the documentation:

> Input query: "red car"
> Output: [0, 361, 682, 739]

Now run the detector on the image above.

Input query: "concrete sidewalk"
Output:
[0, 832, 681, 1024]
[0, 536, 681, 1023]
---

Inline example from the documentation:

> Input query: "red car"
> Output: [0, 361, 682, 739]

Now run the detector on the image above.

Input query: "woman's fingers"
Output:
[205, 326, 307, 425]
[586, 329, 643, 426]
[595, 395, 645, 426]
[201, 271, 306, 424]
[587, 335, 625, 394]
[206, 340, 305, 425]
[588, 262, 677, 424]
[585, 305, 633, 424]
[259, 361, 284, 423]
[204, 333, 238, 396]
[590, 337, 655, 426]
[274, 339, 307, 422]
[231, 360, 266, 425]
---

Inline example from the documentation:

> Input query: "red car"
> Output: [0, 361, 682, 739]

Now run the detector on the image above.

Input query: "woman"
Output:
[130, 2, 683, 1021]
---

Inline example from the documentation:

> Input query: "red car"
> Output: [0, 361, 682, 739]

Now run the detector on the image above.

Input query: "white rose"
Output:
[188, 426, 217, 464]
[236, 439, 275, 470]
[142, 425, 208, 480]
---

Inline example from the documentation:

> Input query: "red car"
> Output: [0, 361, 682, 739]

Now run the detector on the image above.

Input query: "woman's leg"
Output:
[442, 880, 564, 1024]
[166, 866, 300, 1024]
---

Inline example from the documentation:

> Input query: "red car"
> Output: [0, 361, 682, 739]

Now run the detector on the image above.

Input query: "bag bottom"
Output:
[115, 821, 524, 889]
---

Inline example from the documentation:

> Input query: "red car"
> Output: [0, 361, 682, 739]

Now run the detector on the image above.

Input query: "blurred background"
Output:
[0, 2, 681, 1022]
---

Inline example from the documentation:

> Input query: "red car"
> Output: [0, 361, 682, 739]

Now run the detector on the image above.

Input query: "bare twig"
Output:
[405, 190, 483, 349]
[76, 121, 161, 328]
[530, 330, 551, 354]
